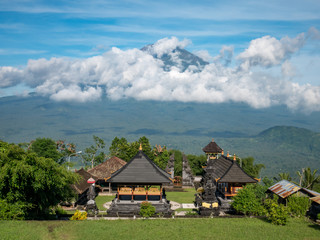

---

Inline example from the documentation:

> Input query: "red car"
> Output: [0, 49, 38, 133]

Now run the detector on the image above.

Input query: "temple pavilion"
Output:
[202, 139, 258, 199]
[107, 145, 173, 216]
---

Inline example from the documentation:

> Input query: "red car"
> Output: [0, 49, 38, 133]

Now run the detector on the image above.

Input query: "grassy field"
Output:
[0, 218, 319, 240]
[166, 188, 196, 203]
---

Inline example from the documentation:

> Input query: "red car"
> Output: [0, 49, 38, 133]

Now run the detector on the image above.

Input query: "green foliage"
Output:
[29, 138, 63, 163]
[109, 137, 131, 161]
[232, 184, 267, 216]
[153, 145, 170, 170]
[317, 213, 320, 220]
[109, 136, 154, 162]
[81, 135, 106, 168]
[273, 172, 292, 182]
[139, 201, 156, 218]
[187, 154, 206, 175]
[237, 156, 265, 178]
[262, 177, 274, 187]
[171, 149, 183, 176]
[0, 141, 78, 218]
[264, 196, 288, 225]
[296, 167, 320, 190]
[70, 210, 87, 220]
[0, 199, 32, 220]
[287, 195, 311, 218]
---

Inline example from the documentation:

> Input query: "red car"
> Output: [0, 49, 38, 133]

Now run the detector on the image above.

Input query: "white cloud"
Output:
[238, 33, 305, 70]
[0, 33, 319, 112]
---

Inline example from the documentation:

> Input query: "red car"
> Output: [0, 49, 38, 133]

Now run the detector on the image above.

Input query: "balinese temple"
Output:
[107, 145, 173, 216]
[202, 139, 258, 199]
[88, 156, 127, 193]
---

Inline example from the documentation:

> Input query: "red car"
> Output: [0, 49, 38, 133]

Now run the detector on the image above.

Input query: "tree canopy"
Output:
[0, 140, 78, 219]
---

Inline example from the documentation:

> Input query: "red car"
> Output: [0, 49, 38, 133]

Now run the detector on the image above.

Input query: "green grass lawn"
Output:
[0, 218, 319, 240]
[95, 195, 115, 210]
[166, 188, 196, 203]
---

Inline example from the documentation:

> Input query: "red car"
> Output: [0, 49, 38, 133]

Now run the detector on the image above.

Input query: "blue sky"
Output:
[0, 0, 320, 111]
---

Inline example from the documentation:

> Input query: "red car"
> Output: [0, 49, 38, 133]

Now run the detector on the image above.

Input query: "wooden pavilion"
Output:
[107, 145, 173, 215]
[202, 139, 258, 199]
[88, 156, 126, 192]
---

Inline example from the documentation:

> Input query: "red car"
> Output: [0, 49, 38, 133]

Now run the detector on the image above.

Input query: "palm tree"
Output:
[273, 172, 292, 182]
[296, 168, 320, 190]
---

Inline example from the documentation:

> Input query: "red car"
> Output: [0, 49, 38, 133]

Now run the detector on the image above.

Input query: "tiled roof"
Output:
[202, 139, 223, 153]
[108, 150, 172, 184]
[72, 168, 99, 194]
[268, 180, 301, 198]
[88, 156, 126, 180]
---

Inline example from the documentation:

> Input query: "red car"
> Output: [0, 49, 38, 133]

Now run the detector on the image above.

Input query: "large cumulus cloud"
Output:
[0, 31, 319, 112]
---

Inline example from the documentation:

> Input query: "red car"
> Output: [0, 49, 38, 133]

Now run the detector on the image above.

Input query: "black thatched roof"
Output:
[202, 139, 223, 153]
[205, 155, 257, 183]
[72, 168, 99, 194]
[108, 150, 172, 184]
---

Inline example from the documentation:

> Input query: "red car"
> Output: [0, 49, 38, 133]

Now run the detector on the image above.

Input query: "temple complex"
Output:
[107, 145, 173, 216]
[202, 139, 257, 199]
[195, 139, 258, 215]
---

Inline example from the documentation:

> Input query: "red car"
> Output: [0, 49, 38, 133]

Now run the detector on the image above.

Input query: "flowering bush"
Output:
[70, 210, 87, 220]
[139, 201, 155, 218]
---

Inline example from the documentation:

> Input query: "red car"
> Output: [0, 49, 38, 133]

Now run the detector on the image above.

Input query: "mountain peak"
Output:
[141, 44, 208, 72]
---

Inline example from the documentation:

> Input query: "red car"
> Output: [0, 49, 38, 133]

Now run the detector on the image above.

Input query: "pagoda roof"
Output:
[205, 155, 257, 183]
[202, 139, 223, 153]
[72, 168, 99, 194]
[108, 150, 172, 184]
[88, 156, 126, 180]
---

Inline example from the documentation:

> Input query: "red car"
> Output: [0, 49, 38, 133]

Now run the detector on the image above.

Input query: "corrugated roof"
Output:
[310, 195, 320, 204]
[268, 180, 301, 198]
[301, 188, 320, 197]
[202, 139, 223, 153]
[88, 156, 126, 180]
[108, 150, 172, 184]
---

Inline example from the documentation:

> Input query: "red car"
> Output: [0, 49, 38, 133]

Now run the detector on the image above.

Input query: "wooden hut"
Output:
[107, 146, 173, 215]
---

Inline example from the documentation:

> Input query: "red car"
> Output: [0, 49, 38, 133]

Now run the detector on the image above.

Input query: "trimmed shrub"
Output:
[232, 184, 266, 216]
[287, 195, 311, 218]
[139, 201, 156, 218]
[70, 210, 87, 220]
[264, 196, 288, 225]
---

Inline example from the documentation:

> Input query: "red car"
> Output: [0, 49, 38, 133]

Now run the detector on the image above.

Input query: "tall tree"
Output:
[109, 137, 130, 161]
[273, 172, 292, 182]
[187, 154, 207, 176]
[296, 167, 320, 190]
[153, 145, 170, 170]
[0, 140, 77, 219]
[81, 135, 106, 169]
[236, 156, 265, 178]
[29, 138, 62, 163]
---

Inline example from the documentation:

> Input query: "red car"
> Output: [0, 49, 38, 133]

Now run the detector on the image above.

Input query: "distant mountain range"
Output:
[0, 94, 319, 177]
